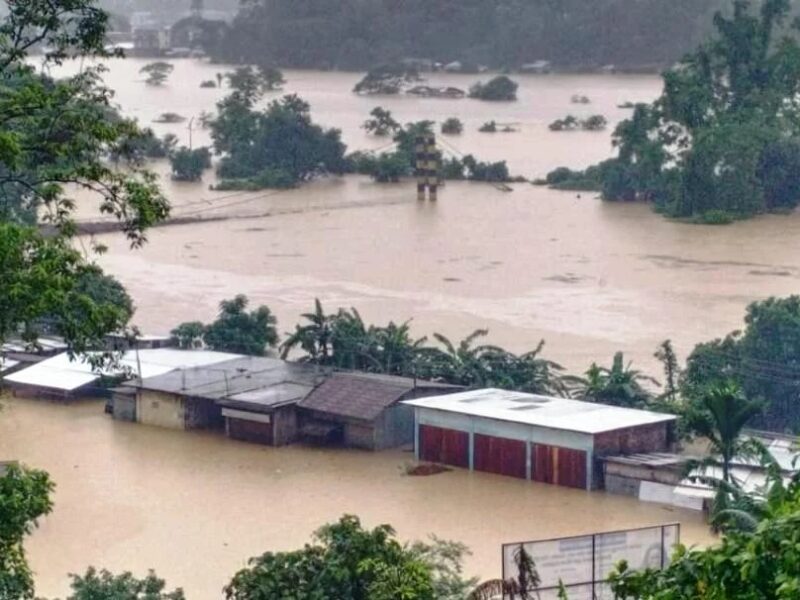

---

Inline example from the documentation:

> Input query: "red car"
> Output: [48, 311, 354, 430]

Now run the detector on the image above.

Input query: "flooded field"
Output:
[0, 398, 714, 600]
[43, 57, 800, 374]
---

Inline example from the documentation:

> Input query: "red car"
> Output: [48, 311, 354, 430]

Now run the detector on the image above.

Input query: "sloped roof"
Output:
[298, 372, 453, 422]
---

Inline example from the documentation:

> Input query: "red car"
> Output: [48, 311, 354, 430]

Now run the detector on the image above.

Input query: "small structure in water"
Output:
[415, 133, 441, 201]
[404, 388, 677, 490]
[297, 372, 458, 450]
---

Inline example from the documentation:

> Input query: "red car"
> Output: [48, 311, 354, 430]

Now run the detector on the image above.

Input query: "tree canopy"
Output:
[215, 1, 724, 72]
[548, 0, 800, 222]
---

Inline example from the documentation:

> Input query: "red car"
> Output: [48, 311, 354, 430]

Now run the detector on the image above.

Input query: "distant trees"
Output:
[169, 147, 212, 182]
[571, 352, 658, 408]
[469, 76, 518, 101]
[171, 295, 279, 356]
[549, 115, 607, 131]
[214, 1, 722, 72]
[225, 65, 285, 103]
[140, 62, 173, 86]
[362, 107, 400, 137]
[67, 568, 185, 600]
[353, 64, 420, 95]
[441, 118, 463, 135]
[546, 0, 800, 222]
[210, 93, 348, 189]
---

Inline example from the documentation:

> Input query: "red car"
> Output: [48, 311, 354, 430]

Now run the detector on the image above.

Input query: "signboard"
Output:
[501, 523, 680, 599]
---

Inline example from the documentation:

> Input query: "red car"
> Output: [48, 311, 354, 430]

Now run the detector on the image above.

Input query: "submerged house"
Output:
[404, 389, 677, 490]
[297, 373, 459, 450]
[119, 356, 322, 444]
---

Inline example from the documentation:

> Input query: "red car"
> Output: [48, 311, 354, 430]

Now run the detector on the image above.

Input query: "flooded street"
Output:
[0, 398, 714, 600]
[45, 57, 800, 374]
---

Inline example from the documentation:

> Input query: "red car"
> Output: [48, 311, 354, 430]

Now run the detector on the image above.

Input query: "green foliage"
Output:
[67, 568, 184, 600]
[170, 321, 205, 350]
[216, 2, 723, 72]
[351, 151, 411, 183]
[353, 64, 420, 95]
[169, 147, 212, 182]
[550, 115, 607, 131]
[441, 118, 463, 135]
[682, 296, 800, 431]
[608, 482, 800, 599]
[570, 0, 800, 221]
[225, 65, 285, 104]
[140, 62, 173, 86]
[571, 352, 658, 408]
[203, 295, 279, 356]
[224, 515, 440, 600]
[362, 107, 400, 137]
[478, 121, 498, 133]
[211, 93, 347, 189]
[469, 76, 518, 101]
[0, 464, 54, 600]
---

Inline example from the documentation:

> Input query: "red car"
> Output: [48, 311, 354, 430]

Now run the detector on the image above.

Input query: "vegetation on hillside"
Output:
[468, 76, 518, 101]
[214, 1, 725, 72]
[546, 0, 800, 223]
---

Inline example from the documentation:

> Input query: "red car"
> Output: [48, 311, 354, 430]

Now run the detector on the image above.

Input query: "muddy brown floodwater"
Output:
[42, 57, 800, 374]
[0, 398, 714, 600]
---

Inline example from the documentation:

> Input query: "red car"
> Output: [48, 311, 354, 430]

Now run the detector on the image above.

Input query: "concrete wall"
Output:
[344, 422, 376, 449]
[185, 397, 223, 430]
[137, 390, 185, 429]
[374, 404, 415, 450]
[112, 391, 137, 422]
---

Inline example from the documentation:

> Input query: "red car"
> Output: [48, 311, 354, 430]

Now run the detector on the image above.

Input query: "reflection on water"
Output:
[0, 398, 714, 600]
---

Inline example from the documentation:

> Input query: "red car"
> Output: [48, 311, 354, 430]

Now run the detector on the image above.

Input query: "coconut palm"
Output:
[280, 298, 334, 363]
[687, 380, 763, 484]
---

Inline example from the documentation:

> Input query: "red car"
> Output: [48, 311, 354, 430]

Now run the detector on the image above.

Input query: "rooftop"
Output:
[127, 356, 323, 412]
[298, 372, 456, 422]
[5, 349, 239, 392]
[403, 388, 676, 435]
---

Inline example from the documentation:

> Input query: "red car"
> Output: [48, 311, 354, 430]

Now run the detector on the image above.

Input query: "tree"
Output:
[170, 322, 205, 350]
[169, 147, 212, 182]
[211, 94, 348, 189]
[67, 568, 184, 600]
[573, 352, 658, 408]
[0, 464, 54, 600]
[685, 380, 762, 483]
[140, 62, 174, 86]
[552, 0, 800, 222]
[362, 107, 400, 137]
[204, 296, 279, 356]
[441, 118, 463, 135]
[280, 299, 334, 363]
[0, 0, 168, 358]
[654, 340, 680, 404]
[469, 76, 518, 101]
[224, 515, 444, 600]
[682, 296, 800, 431]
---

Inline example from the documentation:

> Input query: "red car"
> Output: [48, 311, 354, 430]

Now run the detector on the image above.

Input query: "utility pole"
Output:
[415, 133, 440, 201]
[187, 117, 195, 150]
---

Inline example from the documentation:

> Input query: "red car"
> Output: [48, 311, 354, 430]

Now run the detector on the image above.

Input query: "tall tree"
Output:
[0, 464, 54, 600]
[204, 295, 278, 356]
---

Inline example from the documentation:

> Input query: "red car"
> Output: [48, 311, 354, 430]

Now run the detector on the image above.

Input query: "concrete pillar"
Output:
[468, 429, 475, 471]
[586, 450, 594, 491]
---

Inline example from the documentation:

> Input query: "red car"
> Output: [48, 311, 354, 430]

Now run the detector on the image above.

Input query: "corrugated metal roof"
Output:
[403, 388, 676, 434]
[299, 372, 453, 422]
[5, 349, 239, 392]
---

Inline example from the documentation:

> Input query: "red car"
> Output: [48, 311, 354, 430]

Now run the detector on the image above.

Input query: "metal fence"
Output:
[501, 523, 680, 599]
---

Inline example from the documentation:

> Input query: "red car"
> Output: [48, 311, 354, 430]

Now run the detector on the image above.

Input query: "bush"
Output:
[441, 117, 463, 135]
[169, 147, 212, 182]
[200, 80, 217, 88]
[469, 76, 518, 101]
[479, 121, 497, 133]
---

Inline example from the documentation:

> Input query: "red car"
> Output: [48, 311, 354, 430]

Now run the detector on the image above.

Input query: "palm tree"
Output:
[372, 320, 426, 376]
[571, 352, 659, 408]
[280, 298, 333, 363]
[687, 381, 763, 484]
[418, 329, 495, 386]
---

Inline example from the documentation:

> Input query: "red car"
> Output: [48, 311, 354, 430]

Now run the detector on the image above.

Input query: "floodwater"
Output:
[47, 57, 800, 375]
[0, 398, 714, 599]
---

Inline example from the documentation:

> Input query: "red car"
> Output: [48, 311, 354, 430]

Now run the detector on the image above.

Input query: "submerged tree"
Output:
[362, 107, 400, 136]
[469, 76, 518, 101]
[203, 295, 279, 356]
[169, 147, 212, 182]
[140, 62, 174, 86]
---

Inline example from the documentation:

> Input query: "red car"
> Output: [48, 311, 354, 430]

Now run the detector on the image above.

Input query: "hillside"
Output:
[215, 0, 727, 72]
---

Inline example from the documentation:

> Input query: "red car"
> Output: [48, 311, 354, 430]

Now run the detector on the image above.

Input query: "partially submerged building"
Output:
[404, 389, 677, 490]
[5, 349, 237, 402]
[120, 357, 322, 442]
[297, 373, 458, 450]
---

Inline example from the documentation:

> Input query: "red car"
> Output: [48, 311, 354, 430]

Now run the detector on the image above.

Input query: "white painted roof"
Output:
[403, 388, 676, 434]
[5, 349, 240, 392]
[0, 359, 20, 373]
